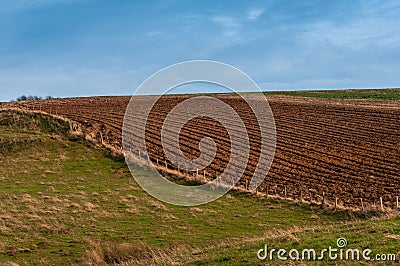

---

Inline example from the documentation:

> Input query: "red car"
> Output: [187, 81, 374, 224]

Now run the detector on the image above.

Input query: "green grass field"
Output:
[0, 111, 399, 265]
[265, 88, 400, 100]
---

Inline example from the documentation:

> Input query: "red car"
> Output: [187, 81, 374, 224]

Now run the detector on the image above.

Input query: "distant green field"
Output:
[0, 111, 399, 265]
[265, 88, 400, 100]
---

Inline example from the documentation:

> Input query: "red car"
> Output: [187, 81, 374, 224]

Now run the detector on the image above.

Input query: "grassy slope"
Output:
[265, 88, 400, 100]
[0, 114, 399, 265]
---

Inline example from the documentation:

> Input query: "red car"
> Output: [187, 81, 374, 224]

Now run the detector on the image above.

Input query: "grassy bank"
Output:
[265, 88, 400, 100]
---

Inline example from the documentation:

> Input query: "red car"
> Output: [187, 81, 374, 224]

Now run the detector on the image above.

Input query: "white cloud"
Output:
[210, 7, 266, 43]
[212, 16, 241, 29]
[300, 19, 400, 49]
[146, 31, 163, 37]
[299, 1, 400, 49]
[211, 15, 243, 40]
[247, 8, 264, 20]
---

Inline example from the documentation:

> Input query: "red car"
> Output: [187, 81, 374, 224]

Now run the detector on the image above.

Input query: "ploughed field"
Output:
[5, 94, 400, 208]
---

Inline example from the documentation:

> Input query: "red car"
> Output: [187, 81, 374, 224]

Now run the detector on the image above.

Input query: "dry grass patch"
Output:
[84, 241, 150, 266]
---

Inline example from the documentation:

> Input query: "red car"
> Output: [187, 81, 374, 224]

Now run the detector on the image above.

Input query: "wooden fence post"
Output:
[321, 192, 325, 207]
[245, 180, 249, 190]
[99, 131, 104, 144]
[380, 197, 384, 211]
[300, 189, 303, 202]
[284, 186, 287, 199]
[396, 196, 399, 209]
[360, 198, 364, 211]
[265, 184, 269, 197]
[334, 197, 338, 210]
[165, 160, 168, 169]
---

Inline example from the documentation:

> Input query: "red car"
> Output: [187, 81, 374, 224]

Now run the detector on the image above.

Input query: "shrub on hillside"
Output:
[14, 95, 54, 102]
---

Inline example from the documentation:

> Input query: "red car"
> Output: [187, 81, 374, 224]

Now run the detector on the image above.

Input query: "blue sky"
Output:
[0, 0, 400, 101]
